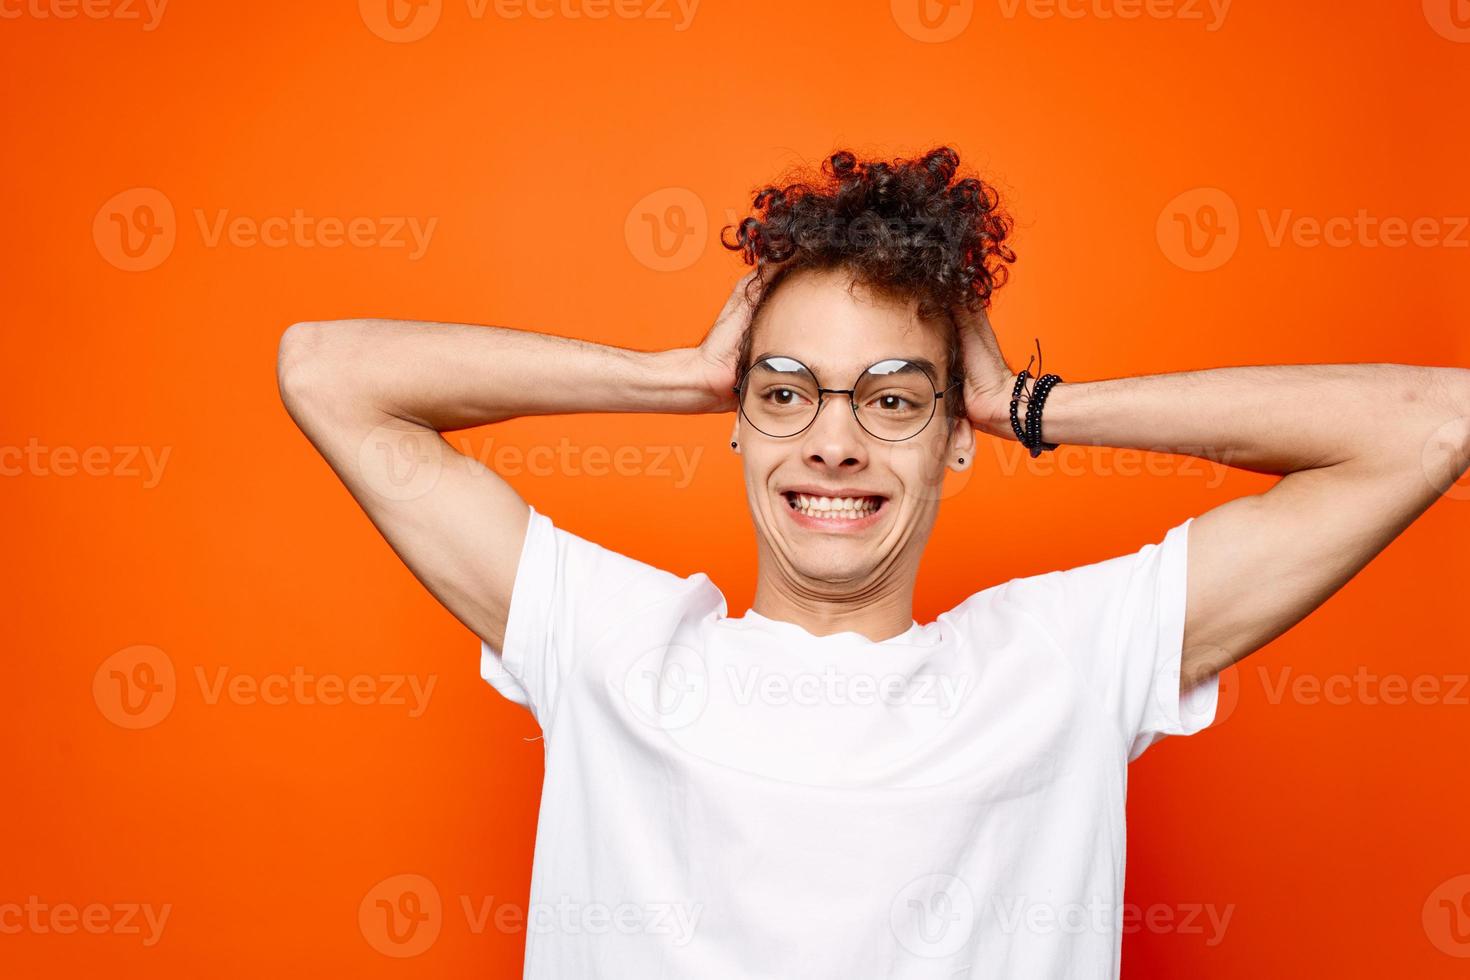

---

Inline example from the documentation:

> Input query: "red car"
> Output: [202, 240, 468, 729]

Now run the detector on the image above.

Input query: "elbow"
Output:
[277, 319, 359, 418]
[276, 320, 325, 414]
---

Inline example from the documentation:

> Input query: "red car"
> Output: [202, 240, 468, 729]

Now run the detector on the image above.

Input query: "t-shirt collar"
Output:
[738, 608, 934, 647]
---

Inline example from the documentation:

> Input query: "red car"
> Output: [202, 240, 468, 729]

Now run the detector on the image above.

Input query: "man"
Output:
[277, 147, 1470, 977]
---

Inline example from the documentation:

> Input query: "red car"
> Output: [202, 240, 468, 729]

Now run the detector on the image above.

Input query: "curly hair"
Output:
[720, 146, 1016, 424]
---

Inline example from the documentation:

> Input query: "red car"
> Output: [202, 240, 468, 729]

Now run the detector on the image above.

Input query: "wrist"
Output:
[652, 347, 734, 415]
[966, 377, 1021, 440]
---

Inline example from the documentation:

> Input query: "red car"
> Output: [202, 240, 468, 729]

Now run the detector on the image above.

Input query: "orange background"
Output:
[4, 1, 1470, 976]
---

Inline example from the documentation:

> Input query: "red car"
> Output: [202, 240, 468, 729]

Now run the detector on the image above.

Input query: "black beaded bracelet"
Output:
[1023, 373, 1063, 458]
[1008, 371, 1033, 445]
[1007, 338, 1064, 458]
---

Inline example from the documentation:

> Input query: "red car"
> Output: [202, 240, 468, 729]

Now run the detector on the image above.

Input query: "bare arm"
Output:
[958, 310, 1470, 692]
[1028, 365, 1470, 686]
[275, 273, 759, 651]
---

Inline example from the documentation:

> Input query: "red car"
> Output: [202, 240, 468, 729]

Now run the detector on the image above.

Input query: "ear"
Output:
[729, 419, 741, 454]
[948, 417, 977, 470]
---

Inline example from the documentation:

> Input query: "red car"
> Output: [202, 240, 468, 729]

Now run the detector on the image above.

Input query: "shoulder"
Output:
[520, 504, 727, 633]
[935, 517, 1194, 652]
[525, 504, 711, 579]
[482, 504, 726, 721]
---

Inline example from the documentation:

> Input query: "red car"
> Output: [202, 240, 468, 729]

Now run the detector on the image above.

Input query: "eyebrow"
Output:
[750, 352, 942, 380]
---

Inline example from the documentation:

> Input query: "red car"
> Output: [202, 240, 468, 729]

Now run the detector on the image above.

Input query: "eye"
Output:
[761, 387, 807, 406]
[872, 393, 915, 412]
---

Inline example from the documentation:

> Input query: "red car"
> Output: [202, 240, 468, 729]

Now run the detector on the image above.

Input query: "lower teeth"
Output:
[792, 501, 876, 519]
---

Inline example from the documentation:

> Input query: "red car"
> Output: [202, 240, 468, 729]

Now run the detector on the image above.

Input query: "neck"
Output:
[749, 584, 917, 643]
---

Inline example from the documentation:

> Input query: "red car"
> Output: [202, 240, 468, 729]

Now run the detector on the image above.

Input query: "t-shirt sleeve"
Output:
[478, 504, 722, 727]
[994, 517, 1219, 762]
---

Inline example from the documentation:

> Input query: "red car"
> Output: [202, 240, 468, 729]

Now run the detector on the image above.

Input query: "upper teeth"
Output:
[791, 494, 878, 517]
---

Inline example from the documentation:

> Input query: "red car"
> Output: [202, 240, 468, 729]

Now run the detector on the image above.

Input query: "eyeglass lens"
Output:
[738, 355, 938, 440]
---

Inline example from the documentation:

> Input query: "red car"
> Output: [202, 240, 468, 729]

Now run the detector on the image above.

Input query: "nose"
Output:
[800, 390, 868, 471]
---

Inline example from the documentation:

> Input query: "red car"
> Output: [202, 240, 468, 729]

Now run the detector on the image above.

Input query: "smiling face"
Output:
[732, 266, 976, 595]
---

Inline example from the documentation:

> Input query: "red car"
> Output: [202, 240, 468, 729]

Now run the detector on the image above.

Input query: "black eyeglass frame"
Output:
[732, 355, 960, 443]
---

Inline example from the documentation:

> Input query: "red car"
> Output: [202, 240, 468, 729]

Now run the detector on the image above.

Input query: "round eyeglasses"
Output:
[733, 355, 954, 442]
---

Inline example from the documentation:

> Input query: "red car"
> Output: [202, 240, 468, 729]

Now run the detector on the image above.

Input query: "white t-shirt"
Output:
[479, 505, 1219, 979]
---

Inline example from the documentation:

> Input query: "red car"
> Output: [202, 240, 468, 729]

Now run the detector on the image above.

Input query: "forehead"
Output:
[751, 267, 948, 379]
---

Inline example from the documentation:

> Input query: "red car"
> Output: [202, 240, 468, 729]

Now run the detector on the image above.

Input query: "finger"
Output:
[721, 271, 766, 326]
[737, 268, 765, 306]
[721, 269, 761, 317]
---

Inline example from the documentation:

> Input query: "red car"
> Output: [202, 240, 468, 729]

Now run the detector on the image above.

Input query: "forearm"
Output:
[277, 317, 710, 432]
[978, 363, 1470, 476]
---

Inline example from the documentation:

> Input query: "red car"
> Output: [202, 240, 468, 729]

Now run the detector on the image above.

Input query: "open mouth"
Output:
[781, 491, 887, 522]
